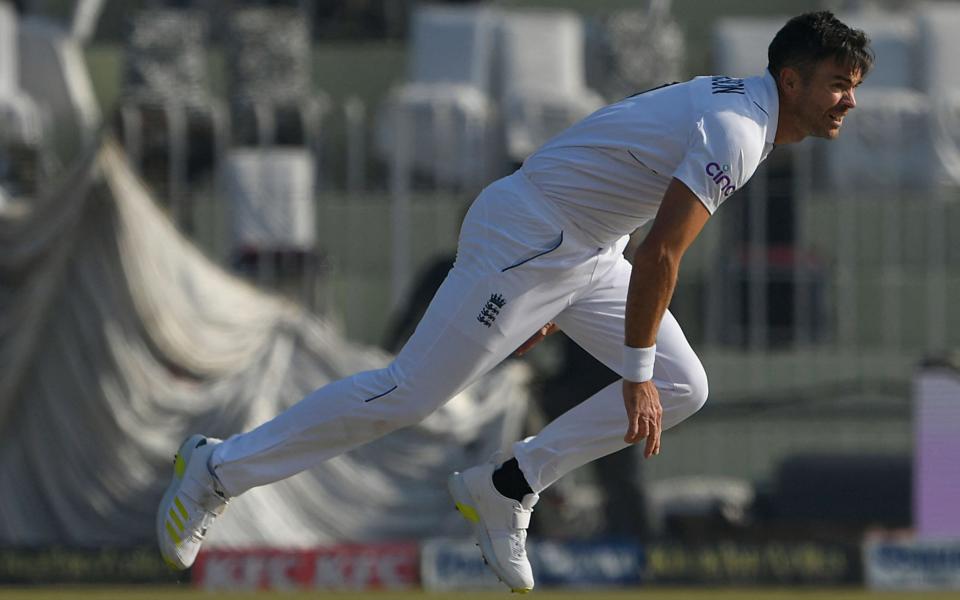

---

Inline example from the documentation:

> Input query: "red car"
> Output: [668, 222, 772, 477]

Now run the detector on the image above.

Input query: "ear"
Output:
[779, 67, 803, 96]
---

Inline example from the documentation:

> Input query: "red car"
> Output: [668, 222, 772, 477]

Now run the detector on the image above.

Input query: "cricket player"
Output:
[157, 11, 872, 592]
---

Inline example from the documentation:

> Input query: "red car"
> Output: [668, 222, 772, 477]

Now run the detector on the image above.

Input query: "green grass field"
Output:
[0, 588, 957, 600]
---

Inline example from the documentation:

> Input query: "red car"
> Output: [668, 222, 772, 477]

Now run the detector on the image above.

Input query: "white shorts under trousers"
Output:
[211, 170, 708, 497]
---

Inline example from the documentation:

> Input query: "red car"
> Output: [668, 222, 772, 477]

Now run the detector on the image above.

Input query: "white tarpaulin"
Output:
[0, 140, 531, 547]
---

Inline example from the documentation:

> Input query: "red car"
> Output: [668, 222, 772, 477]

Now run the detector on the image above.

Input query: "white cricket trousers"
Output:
[210, 170, 708, 497]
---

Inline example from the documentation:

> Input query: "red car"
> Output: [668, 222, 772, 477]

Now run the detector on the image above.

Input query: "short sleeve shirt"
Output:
[522, 72, 779, 247]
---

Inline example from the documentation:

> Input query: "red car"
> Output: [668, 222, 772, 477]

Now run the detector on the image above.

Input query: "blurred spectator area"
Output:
[114, 6, 226, 222]
[0, 0, 45, 201]
[93, 1, 687, 320]
[108, 2, 331, 306]
[62, 1, 960, 359]
[373, 4, 629, 189]
[498, 9, 605, 163]
[7, 0, 959, 534]
[375, 4, 503, 191]
[708, 5, 960, 351]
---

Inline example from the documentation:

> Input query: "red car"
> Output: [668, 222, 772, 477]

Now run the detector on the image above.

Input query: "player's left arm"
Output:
[623, 177, 711, 457]
[626, 178, 710, 347]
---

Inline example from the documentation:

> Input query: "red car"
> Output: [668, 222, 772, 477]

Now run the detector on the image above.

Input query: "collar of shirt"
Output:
[751, 70, 780, 157]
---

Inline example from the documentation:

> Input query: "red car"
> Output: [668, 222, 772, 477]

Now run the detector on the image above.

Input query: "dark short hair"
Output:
[768, 11, 874, 81]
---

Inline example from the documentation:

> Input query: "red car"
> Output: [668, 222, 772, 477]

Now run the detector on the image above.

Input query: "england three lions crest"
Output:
[477, 293, 507, 327]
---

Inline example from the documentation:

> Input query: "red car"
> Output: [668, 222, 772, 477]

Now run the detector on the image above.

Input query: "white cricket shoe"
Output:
[448, 462, 539, 593]
[156, 435, 229, 570]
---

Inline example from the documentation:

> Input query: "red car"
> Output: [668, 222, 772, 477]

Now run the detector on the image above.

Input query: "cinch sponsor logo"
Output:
[706, 162, 736, 197]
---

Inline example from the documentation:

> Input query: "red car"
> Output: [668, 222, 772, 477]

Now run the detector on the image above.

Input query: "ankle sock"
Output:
[492, 458, 534, 502]
[206, 453, 229, 499]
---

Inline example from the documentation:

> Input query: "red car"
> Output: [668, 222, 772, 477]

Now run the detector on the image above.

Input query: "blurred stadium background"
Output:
[1, 0, 959, 595]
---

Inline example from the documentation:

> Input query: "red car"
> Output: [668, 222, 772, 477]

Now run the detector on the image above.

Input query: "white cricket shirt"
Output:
[522, 71, 779, 246]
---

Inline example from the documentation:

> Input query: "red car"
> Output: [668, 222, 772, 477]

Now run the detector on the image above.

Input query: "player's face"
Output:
[796, 59, 862, 140]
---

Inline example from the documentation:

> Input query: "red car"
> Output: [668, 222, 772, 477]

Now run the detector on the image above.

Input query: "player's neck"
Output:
[773, 93, 807, 145]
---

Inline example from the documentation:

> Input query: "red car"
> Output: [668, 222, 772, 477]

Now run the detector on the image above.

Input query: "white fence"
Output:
[185, 131, 960, 364]
[140, 82, 956, 486]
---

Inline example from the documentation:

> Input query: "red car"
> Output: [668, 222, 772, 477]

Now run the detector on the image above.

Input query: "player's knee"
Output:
[405, 400, 442, 426]
[688, 366, 709, 413]
[390, 389, 440, 427]
[689, 374, 708, 413]
[380, 368, 448, 427]
[677, 361, 709, 415]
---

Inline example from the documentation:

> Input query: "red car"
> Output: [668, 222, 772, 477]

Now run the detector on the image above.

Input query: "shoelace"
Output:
[510, 530, 527, 559]
[187, 483, 228, 542]
[194, 511, 217, 540]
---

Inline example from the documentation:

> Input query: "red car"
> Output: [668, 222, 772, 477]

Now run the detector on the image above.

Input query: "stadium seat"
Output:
[715, 12, 918, 89]
[224, 148, 316, 252]
[498, 10, 605, 163]
[916, 4, 960, 187]
[588, 6, 686, 101]
[713, 17, 783, 77]
[823, 88, 934, 190]
[224, 6, 330, 151]
[408, 5, 498, 92]
[115, 7, 227, 217]
[376, 4, 502, 189]
[218, 7, 333, 304]
[716, 12, 930, 192]
[917, 3, 960, 93]
[837, 12, 918, 90]
[222, 148, 323, 304]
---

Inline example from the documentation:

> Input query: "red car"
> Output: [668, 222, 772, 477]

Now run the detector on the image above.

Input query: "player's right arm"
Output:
[622, 178, 710, 457]
[622, 103, 761, 456]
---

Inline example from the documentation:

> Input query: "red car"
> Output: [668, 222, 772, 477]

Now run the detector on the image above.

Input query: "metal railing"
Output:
[177, 99, 960, 369]
[130, 95, 960, 484]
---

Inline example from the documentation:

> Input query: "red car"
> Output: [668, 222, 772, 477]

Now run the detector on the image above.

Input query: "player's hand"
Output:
[514, 322, 559, 356]
[622, 379, 662, 458]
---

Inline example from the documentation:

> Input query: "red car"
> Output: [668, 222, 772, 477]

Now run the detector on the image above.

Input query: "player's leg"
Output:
[157, 173, 582, 571]
[513, 253, 708, 493]
[454, 254, 705, 587]
[208, 265, 567, 497]
[157, 279, 522, 569]
[208, 177, 583, 497]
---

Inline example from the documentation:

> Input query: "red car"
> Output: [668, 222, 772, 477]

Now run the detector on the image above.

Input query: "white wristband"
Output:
[623, 344, 656, 382]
